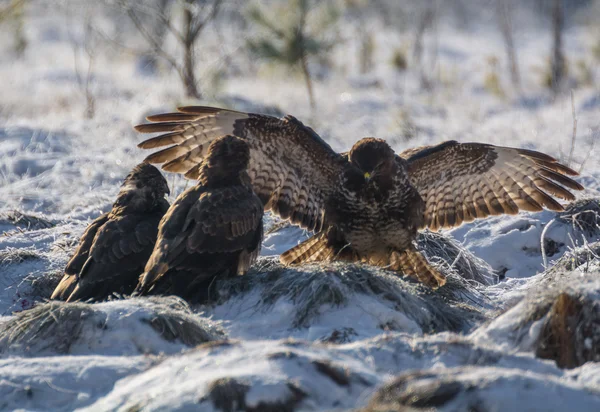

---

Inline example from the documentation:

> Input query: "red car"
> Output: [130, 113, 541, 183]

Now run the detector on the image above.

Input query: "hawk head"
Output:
[349, 138, 396, 184]
[117, 163, 170, 209]
[202, 135, 251, 185]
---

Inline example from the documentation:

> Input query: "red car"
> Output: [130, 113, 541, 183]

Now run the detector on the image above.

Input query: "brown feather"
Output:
[144, 145, 190, 164]
[162, 146, 206, 173]
[146, 113, 202, 122]
[137, 132, 184, 149]
[134, 122, 183, 133]
[177, 106, 226, 115]
[537, 166, 584, 191]
[280, 232, 331, 265]
[534, 175, 577, 201]
[390, 247, 446, 289]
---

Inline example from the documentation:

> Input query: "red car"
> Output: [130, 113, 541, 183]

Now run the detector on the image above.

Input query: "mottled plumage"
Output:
[134, 106, 583, 288]
[134, 135, 264, 303]
[51, 163, 170, 302]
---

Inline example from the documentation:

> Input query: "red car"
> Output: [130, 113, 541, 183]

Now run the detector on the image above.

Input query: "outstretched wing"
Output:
[400, 141, 583, 231]
[135, 106, 345, 232]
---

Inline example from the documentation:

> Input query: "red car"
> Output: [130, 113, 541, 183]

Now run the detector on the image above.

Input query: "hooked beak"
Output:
[364, 172, 371, 182]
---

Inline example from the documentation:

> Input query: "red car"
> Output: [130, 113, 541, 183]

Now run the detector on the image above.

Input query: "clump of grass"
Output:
[206, 378, 250, 412]
[217, 257, 488, 332]
[591, 33, 600, 62]
[0, 210, 55, 230]
[24, 270, 63, 299]
[539, 55, 570, 90]
[574, 59, 594, 87]
[0, 296, 225, 355]
[360, 369, 467, 411]
[545, 241, 600, 276]
[140, 296, 225, 346]
[416, 231, 498, 286]
[0, 301, 96, 354]
[557, 198, 600, 239]
[391, 109, 419, 142]
[483, 56, 505, 98]
[390, 47, 408, 71]
[0, 247, 42, 265]
[205, 378, 306, 412]
[359, 31, 376, 74]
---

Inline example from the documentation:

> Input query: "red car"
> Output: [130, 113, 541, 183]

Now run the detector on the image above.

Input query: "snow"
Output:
[1, 1, 600, 411]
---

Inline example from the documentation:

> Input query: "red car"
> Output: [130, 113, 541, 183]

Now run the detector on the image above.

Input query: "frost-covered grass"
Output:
[1, 1, 600, 411]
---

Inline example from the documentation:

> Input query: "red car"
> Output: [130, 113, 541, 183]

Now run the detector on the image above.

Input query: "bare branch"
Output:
[189, 0, 222, 42]
[568, 90, 577, 168]
[496, 0, 521, 88]
[0, 0, 26, 20]
[155, 6, 185, 45]
[578, 129, 598, 174]
[125, 3, 182, 76]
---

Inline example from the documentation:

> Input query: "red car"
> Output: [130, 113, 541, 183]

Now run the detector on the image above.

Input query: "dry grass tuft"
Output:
[217, 257, 489, 332]
[536, 290, 600, 369]
[0, 296, 225, 355]
[416, 231, 498, 285]
[0, 210, 55, 231]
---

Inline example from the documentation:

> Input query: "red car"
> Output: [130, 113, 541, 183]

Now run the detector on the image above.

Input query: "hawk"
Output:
[134, 106, 583, 288]
[51, 163, 170, 302]
[134, 135, 264, 303]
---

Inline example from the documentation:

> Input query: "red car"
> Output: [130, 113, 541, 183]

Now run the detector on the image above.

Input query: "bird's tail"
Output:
[390, 246, 446, 289]
[132, 262, 169, 297]
[280, 231, 340, 265]
[50, 274, 78, 301]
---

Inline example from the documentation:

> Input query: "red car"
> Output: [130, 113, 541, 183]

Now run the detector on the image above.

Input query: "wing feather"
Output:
[135, 106, 344, 231]
[402, 141, 583, 231]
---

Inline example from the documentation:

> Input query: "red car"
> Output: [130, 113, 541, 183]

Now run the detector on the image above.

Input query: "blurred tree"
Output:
[121, 0, 222, 99]
[0, 0, 28, 57]
[550, 0, 566, 93]
[412, 2, 435, 68]
[343, 0, 375, 74]
[135, 0, 170, 76]
[70, 15, 96, 119]
[247, 0, 338, 110]
[496, 0, 520, 89]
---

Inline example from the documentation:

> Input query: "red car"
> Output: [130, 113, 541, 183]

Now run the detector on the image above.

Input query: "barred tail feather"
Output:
[280, 232, 336, 265]
[391, 247, 446, 289]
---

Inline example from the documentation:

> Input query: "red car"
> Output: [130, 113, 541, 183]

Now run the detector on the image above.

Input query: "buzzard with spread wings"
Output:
[134, 135, 264, 303]
[134, 106, 583, 288]
[51, 163, 170, 302]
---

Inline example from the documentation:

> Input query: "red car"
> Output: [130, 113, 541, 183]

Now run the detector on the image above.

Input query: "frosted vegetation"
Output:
[1, 0, 600, 411]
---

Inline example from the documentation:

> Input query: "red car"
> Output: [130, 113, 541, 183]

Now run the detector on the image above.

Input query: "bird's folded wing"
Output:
[83, 215, 158, 277]
[400, 141, 584, 231]
[135, 106, 345, 231]
[182, 186, 264, 254]
[64, 212, 109, 276]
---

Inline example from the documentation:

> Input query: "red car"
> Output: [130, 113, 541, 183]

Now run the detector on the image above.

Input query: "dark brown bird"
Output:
[134, 135, 264, 303]
[134, 106, 584, 288]
[51, 163, 170, 302]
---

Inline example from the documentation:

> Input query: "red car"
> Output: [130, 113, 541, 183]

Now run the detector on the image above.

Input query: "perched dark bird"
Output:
[51, 163, 170, 302]
[134, 106, 584, 288]
[134, 135, 264, 303]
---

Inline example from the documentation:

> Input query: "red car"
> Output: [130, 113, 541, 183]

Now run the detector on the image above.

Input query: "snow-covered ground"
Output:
[1, 1, 600, 411]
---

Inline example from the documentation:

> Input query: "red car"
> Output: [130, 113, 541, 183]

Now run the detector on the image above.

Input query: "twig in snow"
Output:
[567, 90, 577, 168]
